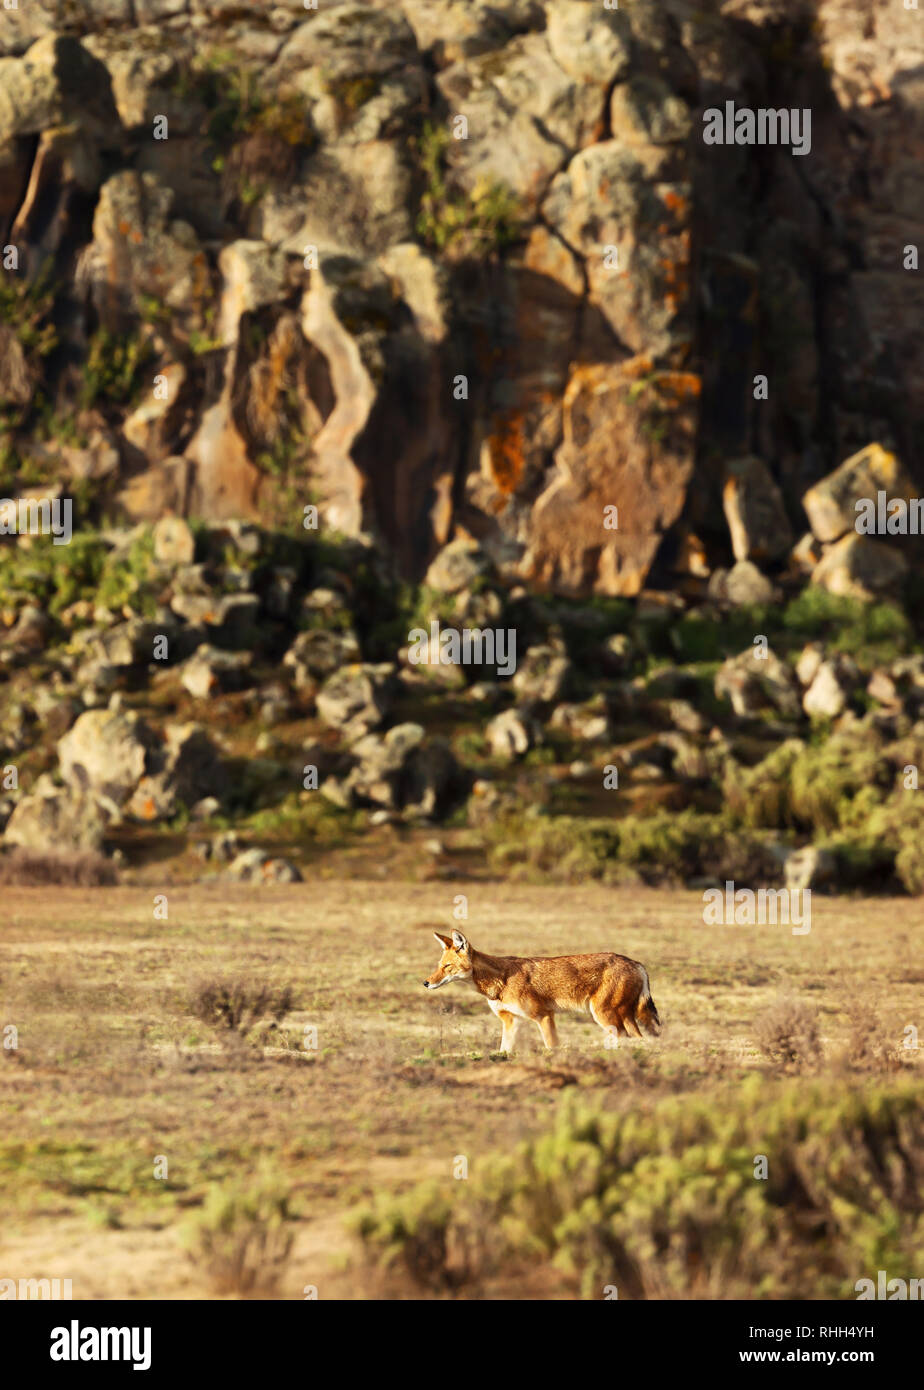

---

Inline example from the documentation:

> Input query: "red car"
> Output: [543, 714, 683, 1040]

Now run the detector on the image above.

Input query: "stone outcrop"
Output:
[17, 0, 924, 595]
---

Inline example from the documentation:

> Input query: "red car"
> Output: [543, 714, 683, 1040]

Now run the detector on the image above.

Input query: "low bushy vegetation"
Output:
[0, 528, 163, 622]
[181, 1171, 296, 1296]
[354, 1077, 924, 1299]
[0, 848, 118, 887]
[416, 123, 524, 259]
[189, 977, 295, 1037]
[488, 807, 777, 888]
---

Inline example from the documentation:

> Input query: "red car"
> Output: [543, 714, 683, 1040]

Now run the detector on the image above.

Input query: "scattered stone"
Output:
[316, 664, 394, 738]
[153, 516, 196, 566]
[784, 845, 837, 892]
[810, 534, 908, 602]
[722, 456, 794, 562]
[866, 669, 899, 708]
[180, 646, 253, 699]
[127, 723, 227, 821]
[169, 592, 261, 646]
[549, 697, 611, 742]
[467, 681, 504, 704]
[321, 723, 465, 818]
[4, 777, 108, 853]
[715, 648, 801, 719]
[668, 699, 706, 735]
[511, 643, 571, 704]
[58, 708, 156, 806]
[228, 848, 302, 883]
[802, 442, 916, 544]
[795, 643, 825, 689]
[724, 560, 778, 606]
[657, 732, 710, 780]
[0, 604, 49, 660]
[284, 628, 361, 685]
[802, 660, 854, 721]
[600, 632, 633, 675]
[485, 708, 537, 760]
[211, 831, 240, 863]
[424, 538, 491, 595]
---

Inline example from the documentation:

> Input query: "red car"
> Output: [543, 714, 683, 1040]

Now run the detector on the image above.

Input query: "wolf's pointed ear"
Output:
[433, 931, 453, 949]
[451, 930, 468, 952]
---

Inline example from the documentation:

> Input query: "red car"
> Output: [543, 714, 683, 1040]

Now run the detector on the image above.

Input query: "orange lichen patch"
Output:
[486, 410, 527, 496]
[621, 354, 655, 380]
[653, 370, 701, 404]
[117, 219, 131, 237]
[659, 240, 691, 317]
[661, 188, 689, 219]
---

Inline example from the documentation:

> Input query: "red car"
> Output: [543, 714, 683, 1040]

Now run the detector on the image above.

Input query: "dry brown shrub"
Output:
[754, 995, 821, 1073]
[0, 847, 117, 886]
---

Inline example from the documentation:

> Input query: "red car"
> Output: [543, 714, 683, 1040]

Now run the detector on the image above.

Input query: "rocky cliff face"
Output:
[2, 0, 922, 594]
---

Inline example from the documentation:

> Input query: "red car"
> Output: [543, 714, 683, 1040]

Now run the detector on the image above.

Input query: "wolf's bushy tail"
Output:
[636, 992, 662, 1037]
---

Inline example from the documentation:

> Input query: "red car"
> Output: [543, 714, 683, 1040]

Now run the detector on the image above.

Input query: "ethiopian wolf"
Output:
[424, 930, 661, 1053]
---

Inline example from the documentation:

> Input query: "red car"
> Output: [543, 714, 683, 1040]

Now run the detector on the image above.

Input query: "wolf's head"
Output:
[423, 930, 473, 989]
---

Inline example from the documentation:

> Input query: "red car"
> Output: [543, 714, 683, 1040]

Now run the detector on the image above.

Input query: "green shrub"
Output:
[487, 807, 774, 887]
[95, 528, 160, 616]
[416, 122, 523, 259]
[725, 732, 892, 835]
[0, 533, 104, 617]
[80, 329, 154, 410]
[0, 259, 58, 362]
[782, 589, 914, 669]
[354, 1077, 924, 1298]
[182, 1172, 296, 1295]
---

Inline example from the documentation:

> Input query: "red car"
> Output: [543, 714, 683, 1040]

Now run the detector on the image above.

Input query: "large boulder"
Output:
[316, 664, 395, 738]
[715, 648, 801, 719]
[58, 709, 156, 806]
[4, 778, 108, 854]
[271, 3, 423, 141]
[485, 707, 538, 759]
[810, 534, 908, 601]
[128, 723, 228, 821]
[802, 443, 916, 544]
[435, 57, 565, 217]
[541, 141, 692, 357]
[722, 456, 793, 562]
[0, 34, 120, 143]
[283, 629, 361, 686]
[297, 253, 455, 572]
[76, 170, 208, 331]
[520, 361, 698, 595]
[322, 722, 465, 818]
[544, 0, 632, 85]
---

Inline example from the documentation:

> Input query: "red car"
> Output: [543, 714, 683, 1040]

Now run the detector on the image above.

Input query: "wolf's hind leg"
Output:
[591, 995, 629, 1045]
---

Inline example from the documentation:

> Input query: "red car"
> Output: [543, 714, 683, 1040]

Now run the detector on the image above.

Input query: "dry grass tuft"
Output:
[0, 847, 117, 886]
[189, 976, 295, 1036]
[754, 996, 821, 1073]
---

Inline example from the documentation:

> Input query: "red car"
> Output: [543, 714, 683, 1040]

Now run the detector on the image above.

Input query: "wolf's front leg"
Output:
[497, 1010, 520, 1054]
[537, 1015, 558, 1049]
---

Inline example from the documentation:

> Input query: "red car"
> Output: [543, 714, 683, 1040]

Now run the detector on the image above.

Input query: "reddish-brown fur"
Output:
[424, 930, 661, 1053]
